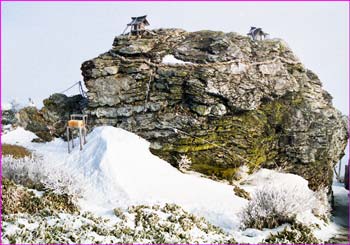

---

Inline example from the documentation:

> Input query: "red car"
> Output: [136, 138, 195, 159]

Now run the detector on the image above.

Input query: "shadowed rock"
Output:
[15, 94, 87, 141]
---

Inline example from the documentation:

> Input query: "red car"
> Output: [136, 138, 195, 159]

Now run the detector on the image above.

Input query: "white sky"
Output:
[2, 2, 349, 163]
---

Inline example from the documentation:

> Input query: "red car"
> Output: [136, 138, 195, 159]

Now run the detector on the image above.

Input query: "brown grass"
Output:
[2, 144, 31, 158]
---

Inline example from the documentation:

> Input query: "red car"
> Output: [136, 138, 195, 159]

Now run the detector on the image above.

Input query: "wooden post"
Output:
[83, 127, 87, 144]
[72, 129, 75, 148]
[79, 127, 83, 151]
[67, 127, 70, 153]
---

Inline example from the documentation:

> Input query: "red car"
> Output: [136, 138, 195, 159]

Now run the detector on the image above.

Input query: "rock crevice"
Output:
[80, 29, 348, 190]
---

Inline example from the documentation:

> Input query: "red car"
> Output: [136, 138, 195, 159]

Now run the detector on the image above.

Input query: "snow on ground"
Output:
[2, 126, 342, 242]
[2, 126, 246, 231]
[240, 168, 310, 190]
[232, 224, 289, 244]
[162, 55, 193, 65]
[332, 178, 349, 228]
[1, 127, 37, 144]
[239, 170, 349, 241]
[311, 178, 349, 243]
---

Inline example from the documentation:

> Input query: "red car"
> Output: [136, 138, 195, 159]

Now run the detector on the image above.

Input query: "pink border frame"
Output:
[0, 1, 349, 245]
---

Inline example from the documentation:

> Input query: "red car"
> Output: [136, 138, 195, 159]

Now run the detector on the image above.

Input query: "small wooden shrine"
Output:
[247, 27, 269, 41]
[122, 15, 150, 36]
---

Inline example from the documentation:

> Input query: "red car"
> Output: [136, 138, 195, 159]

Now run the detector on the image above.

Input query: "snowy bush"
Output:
[312, 187, 331, 219]
[177, 154, 192, 171]
[240, 184, 317, 229]
[2, 178, 79, 215]
[2, 203, 237, 244]
[2, 155, 84, 197]
[2, 156, 43, 188]
[9, 99, 22, 112]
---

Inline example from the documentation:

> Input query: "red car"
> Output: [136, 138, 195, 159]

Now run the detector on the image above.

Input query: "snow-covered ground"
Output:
[2, 126, 345, 243]
[332, 178, 349, 228]
[2, 127, 246, 230]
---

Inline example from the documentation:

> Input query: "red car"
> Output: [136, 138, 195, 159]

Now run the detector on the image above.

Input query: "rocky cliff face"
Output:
[81, 29, 347, 190]
[8, 94, 87, 142]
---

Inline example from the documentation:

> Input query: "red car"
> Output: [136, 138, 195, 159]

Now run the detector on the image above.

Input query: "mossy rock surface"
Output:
[17, 28, 344, 192]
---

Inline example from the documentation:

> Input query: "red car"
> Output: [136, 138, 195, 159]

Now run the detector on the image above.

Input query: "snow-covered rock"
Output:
[162, 54, 193, 65]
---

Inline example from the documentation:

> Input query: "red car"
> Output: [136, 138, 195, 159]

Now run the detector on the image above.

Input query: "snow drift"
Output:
[66, 126, 247, 230]
[2, 126, 339, 242]
[3, 126, 247, 230]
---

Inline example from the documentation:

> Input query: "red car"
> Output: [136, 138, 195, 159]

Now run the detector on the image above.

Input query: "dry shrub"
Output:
[2, 144, 31, 159]
[263, 223, 320, 244]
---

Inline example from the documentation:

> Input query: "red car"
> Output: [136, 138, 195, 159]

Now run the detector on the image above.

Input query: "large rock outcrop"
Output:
[81, 29, 347, 190]
[13, 94, 87, 141]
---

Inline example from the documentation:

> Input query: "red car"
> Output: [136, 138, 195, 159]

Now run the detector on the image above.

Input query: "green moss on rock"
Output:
[82, 29, 348, 192]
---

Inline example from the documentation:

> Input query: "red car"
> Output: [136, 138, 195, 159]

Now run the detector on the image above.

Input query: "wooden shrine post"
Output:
[67, 114, 88, 153]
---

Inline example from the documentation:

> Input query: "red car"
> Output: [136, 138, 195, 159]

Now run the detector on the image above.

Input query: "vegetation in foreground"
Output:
[2, 144, 32, 158]
[1, 141, 331, 244]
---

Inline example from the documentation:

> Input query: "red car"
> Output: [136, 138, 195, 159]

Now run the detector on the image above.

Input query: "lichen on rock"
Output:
[78, 28, 348, 191]
[6, 28, 342, 192]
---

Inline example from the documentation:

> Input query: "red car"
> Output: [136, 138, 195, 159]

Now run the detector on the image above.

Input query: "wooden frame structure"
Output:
[247, 27, 269, 41]
[67, 114, 88, 153]
[122, 15, 150, 36]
